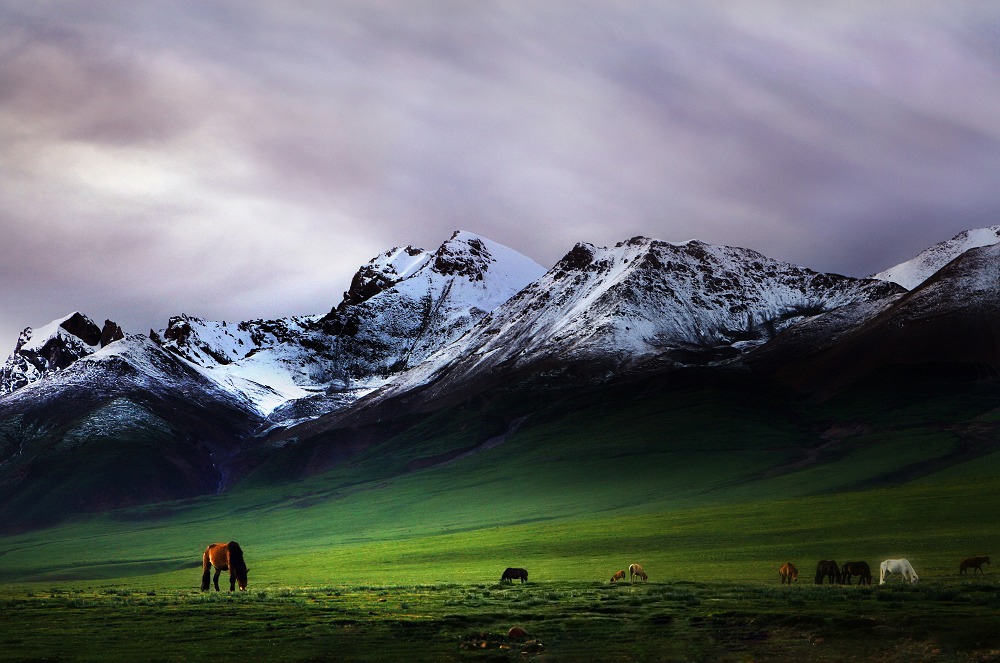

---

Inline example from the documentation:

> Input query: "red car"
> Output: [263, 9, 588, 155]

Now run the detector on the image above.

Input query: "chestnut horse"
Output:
[779, 562, 798, 584]
[960, 556, 990, 575]
[201, 541, 249, 591]
[611, 569, 626, 583]
[840, 561, 872, 585]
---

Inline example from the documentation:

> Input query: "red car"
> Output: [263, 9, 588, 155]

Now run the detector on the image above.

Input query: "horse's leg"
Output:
[201, 549, 211, 591]
[213, 568, 222, 591]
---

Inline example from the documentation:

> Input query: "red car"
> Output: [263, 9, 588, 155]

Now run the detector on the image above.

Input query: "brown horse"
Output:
[840, 561, 872, 585]
[201, 541, 249, 591]
[814, 560, 841, 585]
[960, 556, 991, 575]
[500, 567, 528, 584]
[610, 569, 626, 583]
[628, 563, 647, 582]
[779, 562, 798, 584]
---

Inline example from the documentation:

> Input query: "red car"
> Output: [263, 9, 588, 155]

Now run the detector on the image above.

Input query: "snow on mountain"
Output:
[873, 226, 1000, 290]
[1, 312, 123, 395]
[152, 231, 546, 421]
[373, 237, 903, 403]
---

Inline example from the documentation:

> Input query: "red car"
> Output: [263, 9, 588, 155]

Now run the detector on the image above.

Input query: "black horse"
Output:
[815, 559, 841, 585]
[840, 561, 872, 585]
[500, 567, 528, 584]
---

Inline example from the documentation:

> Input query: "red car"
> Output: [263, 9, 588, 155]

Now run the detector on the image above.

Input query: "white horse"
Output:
[879, 558, 918, 585]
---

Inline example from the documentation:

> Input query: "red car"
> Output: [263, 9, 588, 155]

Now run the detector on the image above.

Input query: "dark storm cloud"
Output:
[2, 1, 999, 346]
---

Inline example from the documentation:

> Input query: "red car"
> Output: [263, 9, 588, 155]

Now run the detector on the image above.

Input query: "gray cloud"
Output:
[2, 1, 1000, 346]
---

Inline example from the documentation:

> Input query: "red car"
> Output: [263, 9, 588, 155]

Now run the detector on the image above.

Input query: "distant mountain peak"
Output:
[873, 225, 1000, 290]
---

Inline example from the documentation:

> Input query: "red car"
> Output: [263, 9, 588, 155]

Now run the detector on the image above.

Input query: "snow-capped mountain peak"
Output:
[873, 226, 1000, 290]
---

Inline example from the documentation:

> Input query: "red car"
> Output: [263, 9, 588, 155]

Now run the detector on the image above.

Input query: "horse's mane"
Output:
[227, 541, 247, 576]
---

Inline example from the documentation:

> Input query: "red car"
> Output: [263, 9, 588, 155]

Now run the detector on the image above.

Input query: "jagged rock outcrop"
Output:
[0, 312, 123, 395]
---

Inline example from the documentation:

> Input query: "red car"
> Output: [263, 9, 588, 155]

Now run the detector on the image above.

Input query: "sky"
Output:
[2, 1, 999, 348]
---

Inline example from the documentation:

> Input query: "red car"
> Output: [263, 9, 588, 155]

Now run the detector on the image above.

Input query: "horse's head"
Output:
[237, 568, 249, 591]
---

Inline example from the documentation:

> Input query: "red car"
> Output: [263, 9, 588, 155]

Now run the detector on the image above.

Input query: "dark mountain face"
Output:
[748, 244, 1000, 397]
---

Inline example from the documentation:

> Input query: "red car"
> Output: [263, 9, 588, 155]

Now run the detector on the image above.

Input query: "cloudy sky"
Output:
[2, 1, 999, 347]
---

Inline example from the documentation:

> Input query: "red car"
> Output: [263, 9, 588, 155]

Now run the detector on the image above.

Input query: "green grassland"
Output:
[2, 373, 1000, 660]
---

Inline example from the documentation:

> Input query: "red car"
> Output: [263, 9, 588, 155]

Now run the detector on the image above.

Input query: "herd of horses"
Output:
[199, 541, 989, 592]
[778, 556, 990, 586]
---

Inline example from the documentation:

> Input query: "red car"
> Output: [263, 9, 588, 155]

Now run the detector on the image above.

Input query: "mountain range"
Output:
[1, 227, 998, 531]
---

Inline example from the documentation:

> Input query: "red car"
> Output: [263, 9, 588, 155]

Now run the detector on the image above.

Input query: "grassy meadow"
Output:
[3, 375, 1000, 660]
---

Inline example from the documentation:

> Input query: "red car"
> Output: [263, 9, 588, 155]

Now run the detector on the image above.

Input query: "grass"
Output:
[4, 577, 1000, 661]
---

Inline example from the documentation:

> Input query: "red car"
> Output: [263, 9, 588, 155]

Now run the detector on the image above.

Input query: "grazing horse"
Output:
[879, 558, 918, 585]
[814, 560, 841, 585]
[500, 567, 528, 584]
[840, 561, 872, 585]
[960, 556, 990, 575]
[201, 541, 249, 592]
[779, 562, 798, 584]
[628, 563, 647, 582]
[610, 569, 626, 583]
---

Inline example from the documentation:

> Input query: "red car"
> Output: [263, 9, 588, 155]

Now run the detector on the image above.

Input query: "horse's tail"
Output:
[200, 546, 211, 591]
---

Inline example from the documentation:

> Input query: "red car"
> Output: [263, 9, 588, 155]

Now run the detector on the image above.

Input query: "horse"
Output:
[779, 562, 798, 584]
[840, 561, 872, 585]
[628, 563, 647, 582]
[201, 541, 249, 591]
[610, 569, 626, 583]
[814, 560, 841, 585]
[500, 567, 528, 584]
[879, 558, 918, 585]
[959, 556, 990, 575]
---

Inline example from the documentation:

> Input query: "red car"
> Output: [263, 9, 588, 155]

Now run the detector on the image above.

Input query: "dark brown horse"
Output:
[500, 567, 528, 584]
[840, 561, 872, 585]
[960, 556, 991, 575]
[201, 541, 249, 591]
[814, 560, 841, 585]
